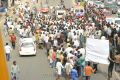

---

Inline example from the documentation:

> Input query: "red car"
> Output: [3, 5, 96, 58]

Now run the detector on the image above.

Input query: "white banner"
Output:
[85, 38, 110, 64]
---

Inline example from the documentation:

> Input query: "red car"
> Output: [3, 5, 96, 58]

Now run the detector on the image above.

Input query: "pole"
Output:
[0, 31, 10, 80]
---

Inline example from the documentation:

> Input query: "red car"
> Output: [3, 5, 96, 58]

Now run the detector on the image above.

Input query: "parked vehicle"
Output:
[105, 3, 118, 14]
[94, 1, 105, 8]
[0, 7, 7, 12]
[56, 9, 66, 18]
[19, 38, 36, 56]
[105, 17, 115, 24]
[38, 4, 49, 13]
[116, 0, 120, 6]
[114, 18, 120, 27]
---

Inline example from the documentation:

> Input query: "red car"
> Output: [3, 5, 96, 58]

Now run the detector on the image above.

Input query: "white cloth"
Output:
[5, 45, 11, 54]
[65, 62, 73, 75]
[53, 39, 58, 47]
[56, 62, 63, 75]
[85, 38, 110, 64]
[78, 48, 85, 57]
[65, 47, 73, 54]
[73, 40, 80, 48]
[11, 65, 20, 79]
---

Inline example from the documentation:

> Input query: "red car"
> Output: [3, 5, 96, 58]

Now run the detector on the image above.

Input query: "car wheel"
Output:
[19, 54, 22, 57]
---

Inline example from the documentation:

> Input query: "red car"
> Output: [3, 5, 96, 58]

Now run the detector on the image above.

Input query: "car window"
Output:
[108, 0, 112, 1]
[43, 4, 48, 8]
[22, 43, 34, 47]
[58, 13, 64, 15]
[106, 18, 114, 23]
[75, 9, 79, 13]
[115, 20, 120, 24]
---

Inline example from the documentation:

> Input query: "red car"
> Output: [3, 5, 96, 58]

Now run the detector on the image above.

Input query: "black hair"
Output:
[88, 62, 91, 66]
[6, 43, 8, 45]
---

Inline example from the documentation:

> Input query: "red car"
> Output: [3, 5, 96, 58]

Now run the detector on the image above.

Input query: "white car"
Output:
[115, 18, 120, 27]
[105, 17, 115, 24]
[19, 38, 36, 56]
[94, 1, 105, 8]
[116, 0, 120, 5]
[56, 10, 66, 18]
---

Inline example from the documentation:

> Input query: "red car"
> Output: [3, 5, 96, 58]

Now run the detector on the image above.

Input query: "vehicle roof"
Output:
[114, 18, 120, 20]
[42, 4, 48, 8]
[106, 17, 115, 23]
[22, 38, 34, 43]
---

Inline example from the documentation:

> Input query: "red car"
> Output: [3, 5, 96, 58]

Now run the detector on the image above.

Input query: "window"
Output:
[115, 20, 120, 24]
[58, 13, 64, 15]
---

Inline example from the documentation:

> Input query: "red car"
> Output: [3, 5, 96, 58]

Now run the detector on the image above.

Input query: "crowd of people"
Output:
[3, 1, 120, 80]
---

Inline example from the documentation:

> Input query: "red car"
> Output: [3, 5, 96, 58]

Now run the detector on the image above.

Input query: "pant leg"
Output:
[108, 61, 114, 78]
[86, 76, 90, 80]
[12, 42, 15, 49]
[8, 54, 10, 61]
[6, 54, 9, 61]
[52, 60, 56, 68]
[81, 66, 84, 77]
[6, 53, 10, 61]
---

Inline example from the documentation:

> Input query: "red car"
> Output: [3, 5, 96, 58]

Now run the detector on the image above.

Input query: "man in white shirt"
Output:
[56, 59, 64, 80]
[64, 60, 73, 80]
[78, 47, 85, 58]
[11, 61, 20, 80]
[5, 43, 12, 61]
[65, 45, 73, 54]
[73, 39, 80, 48]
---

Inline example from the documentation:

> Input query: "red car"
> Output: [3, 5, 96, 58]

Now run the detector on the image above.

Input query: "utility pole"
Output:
[0, 31, 10, 80]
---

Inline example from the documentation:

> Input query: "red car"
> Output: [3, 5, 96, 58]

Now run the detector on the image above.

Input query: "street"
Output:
[0, 0, 120, 80]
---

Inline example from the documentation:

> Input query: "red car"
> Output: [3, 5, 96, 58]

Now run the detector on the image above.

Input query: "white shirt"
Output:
[44, 35, 49, 43]
[11, 65, 20, 74]
[65, 62, 73, 75]
[73, 40, 80, 48]
[65, 47, 73, 54]
[5, 45, 11, 54]
[78, 48, 85, 57]
[53, 39, 58, 47]
[56, 62, 63, 75]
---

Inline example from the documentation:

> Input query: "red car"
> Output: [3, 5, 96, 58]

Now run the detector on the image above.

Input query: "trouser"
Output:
[11, 42, 15, 49]
[76, 66, 81, 77]
[80, 66, 84, 76]
[52, 60, 56, 68]
[85, 76, 90, 80]
[93, 64, 97, 73]
[47, 49, 49, 56]
[108, 61, 114, 78]
[71, 77, 78, 80]
[11, 72, 18, 80]
[6, 53, 10, 61]
[38, 43, 43, 49]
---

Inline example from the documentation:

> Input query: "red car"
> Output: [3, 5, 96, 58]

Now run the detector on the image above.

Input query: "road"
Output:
[3, 0, 74, 80]
[0, 0, 119, 80]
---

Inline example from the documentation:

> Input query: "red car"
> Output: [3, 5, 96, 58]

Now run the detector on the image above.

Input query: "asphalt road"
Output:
[0, 0, 120, 80]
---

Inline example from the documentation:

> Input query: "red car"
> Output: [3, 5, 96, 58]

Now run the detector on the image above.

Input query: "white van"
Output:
[56, 10, 66, 18]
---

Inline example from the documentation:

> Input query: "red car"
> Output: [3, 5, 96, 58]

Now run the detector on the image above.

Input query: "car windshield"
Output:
[106, 19, 113, 23]
[22, 43, 34, 47]
[115, 20, 120, 24]
[75, 9, 79, 13]
[95, 1, 102, 4]
[108, 0, 112, 1]
[43, 4, 48, 8]
[104, 10, 112, 16]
